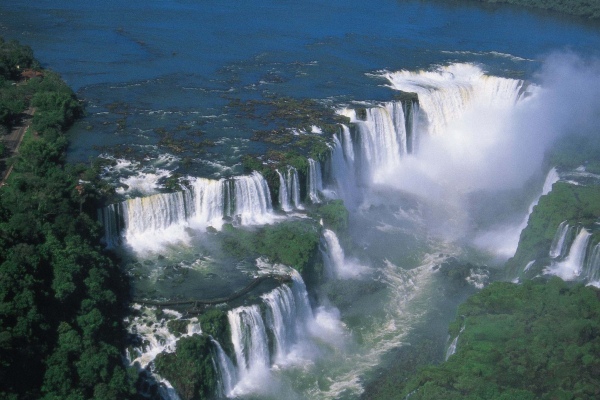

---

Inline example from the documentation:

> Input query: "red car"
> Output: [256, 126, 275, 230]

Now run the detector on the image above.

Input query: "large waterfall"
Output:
[101, 171, 273, 250]
[227, 305, 271, 381]
[335, 102, 414, 185]
[215, 269, 342, 397]
[383, 63, 526, 136]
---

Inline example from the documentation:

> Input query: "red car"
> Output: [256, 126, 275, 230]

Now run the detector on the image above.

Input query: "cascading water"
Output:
[120, 190, 193, 248]
[228, 305, 271, 381]
[547, 228, 591, 280]
[108, 63, 574, 399]
[403, 100, 420, 153]
[354, 106, 403, 182]
[261, 276, 312, 365]
[326, 126, 359, 206]
[445, 325, 464, 361]
[289, 167, 302, 209]
[308, 158, 323, 203]
[549, 221, 572, 258]
[322, 229, 346, 279]
[188, 177, 230, 228]
[100, 171, 274, 251]
[321, 229, 366, 279]
[276, 167, 302, 212]
[582, 243, 600, 285]
[336, 102, 411, 185]
[276, 169, 291, 212]
[232, 171, 273, 225]
[98, 203, 124, 247]
[214, 267, 344, 397]
[514, 168, 560, 235]
[383, 63, 526, 136]
[211, 338, 237, 398]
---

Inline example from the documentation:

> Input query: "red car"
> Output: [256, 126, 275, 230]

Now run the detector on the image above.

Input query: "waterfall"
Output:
[227, 305, 271, 377]
[98, 203, 124, 247]
[289, 167, 302, 209]
[523, 260, 535, 272]
[522, 168, 559, 227]
[232, 171, 273, 225]
[261, 277, 312, 364]
[583, 243, 600, 285]
[383, 63, 525, 136]
[445, 326, 465, 361]
[212, 269, 341, 397]
[547, 228, 591, 280]
[276, 170, 291, 212]
[322, 229, 346, 279]
[321, 229, 367, 279]
[549, 221, 572, 259]
[308, 158, 323, 203]
[100, 172, 274, 249]
[351, 104, 406, 183]
[277, 167, 302, 212]
[211, 338, 237, 398]
[445, 336, 459, 361]
[404, 100, 420, 153]
[189, 177, 229, 228]
[122, 190, 192, 239]
[327, 126, 359, 205]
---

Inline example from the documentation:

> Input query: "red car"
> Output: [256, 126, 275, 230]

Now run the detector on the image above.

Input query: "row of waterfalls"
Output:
[106, 63, 598, 398]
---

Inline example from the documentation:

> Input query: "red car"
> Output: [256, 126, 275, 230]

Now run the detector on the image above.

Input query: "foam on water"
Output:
[546, 228, 591, 280]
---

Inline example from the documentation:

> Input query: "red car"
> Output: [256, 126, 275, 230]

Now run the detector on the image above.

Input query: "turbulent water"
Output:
[4, 1, 600, 399]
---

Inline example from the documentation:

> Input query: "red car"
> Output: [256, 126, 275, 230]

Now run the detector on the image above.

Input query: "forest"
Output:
[381, 279, 600, 399]
[0, 38, 136, 399]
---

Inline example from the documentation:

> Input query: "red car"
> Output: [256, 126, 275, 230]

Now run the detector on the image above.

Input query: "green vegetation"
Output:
[220, 220, 321, 275]
[460, 0, 600, 19]
[198, 309, 233, 356]
[0, 39, 135, 399]
[390, 279, 600, 400]
[311, 200, 350, 232]
[506, 182, 600, 278]
[154, 335, 218, 400]
[0, 38, 38, 81]
[547, 134, 600, 174]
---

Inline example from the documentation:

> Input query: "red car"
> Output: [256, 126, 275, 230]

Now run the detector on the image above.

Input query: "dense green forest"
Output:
[377, 279, 600, 399]
[462, 0, 600, 19]
[0, 38, 136, 399]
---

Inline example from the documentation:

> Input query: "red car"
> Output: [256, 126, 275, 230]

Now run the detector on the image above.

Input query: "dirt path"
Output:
[0, 107, 35, 187]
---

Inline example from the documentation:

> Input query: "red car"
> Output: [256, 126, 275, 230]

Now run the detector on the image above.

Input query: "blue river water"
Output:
[2, 0, 600, 178]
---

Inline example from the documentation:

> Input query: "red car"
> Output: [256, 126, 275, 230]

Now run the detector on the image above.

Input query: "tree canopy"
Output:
[0, 38, 135, 399]
[388, 279, 600, 400]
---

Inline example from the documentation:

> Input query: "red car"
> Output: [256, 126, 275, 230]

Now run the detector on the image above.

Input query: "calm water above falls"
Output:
[2, 0, 600, 177]
[3, 1, 600, 399]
